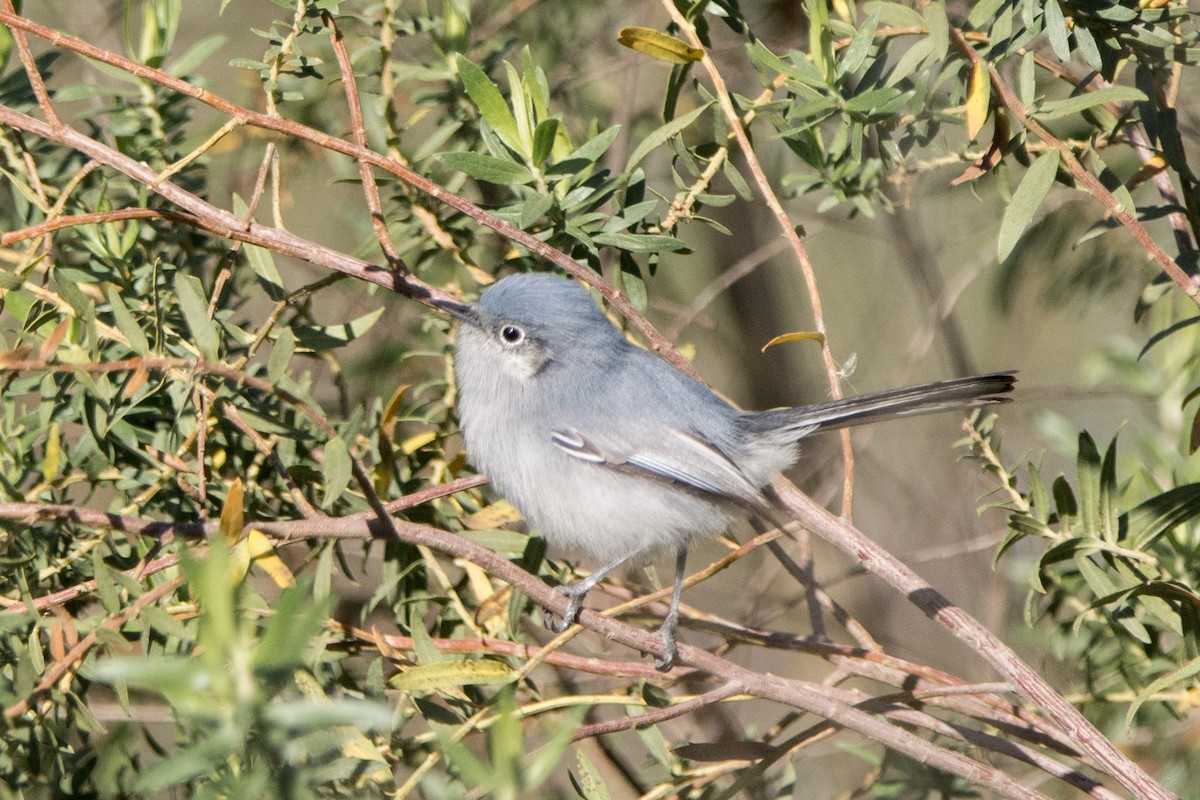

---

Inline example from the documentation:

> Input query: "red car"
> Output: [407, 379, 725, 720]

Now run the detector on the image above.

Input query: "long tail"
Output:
[740, 372, 1016, 437]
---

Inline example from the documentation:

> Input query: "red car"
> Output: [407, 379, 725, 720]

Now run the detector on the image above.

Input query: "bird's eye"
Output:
[499, 325, 525, 345]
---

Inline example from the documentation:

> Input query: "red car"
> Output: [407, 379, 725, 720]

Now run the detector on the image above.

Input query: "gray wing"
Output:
[549, 425, 769, 513]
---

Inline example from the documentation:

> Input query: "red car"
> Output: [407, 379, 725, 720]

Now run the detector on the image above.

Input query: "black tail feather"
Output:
[741, 372, 1016, 436]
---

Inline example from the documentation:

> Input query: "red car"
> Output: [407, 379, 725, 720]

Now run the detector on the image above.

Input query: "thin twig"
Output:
[769, 477, 1175, 800]
[660, 2, 858, 515]
[0, 11, 692, 374]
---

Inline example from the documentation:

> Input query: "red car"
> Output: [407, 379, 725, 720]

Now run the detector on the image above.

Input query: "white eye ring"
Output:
[499, 324, 525, 345]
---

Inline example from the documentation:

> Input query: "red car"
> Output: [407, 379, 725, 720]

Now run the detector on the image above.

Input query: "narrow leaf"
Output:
[173, 273, 219, 360]
[455, 55, 522, 154]
[965, 60, 990, 141]
[617, 27, 703, 65]
[760, 330, 826, 352]
[390, 659, 516, 691]
[1044, 0, 1070, 61]
[1037, 87, 1147, 121]
[997, 150, 1060, 262]
[322, 436, 352, 509]
[437, 151, 533, 185]
[106, 286, 150, 355]
[624, 101, 713, 174]
[267, 328, 294, 384]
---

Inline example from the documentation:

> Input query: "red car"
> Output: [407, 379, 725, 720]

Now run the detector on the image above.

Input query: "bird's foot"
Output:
[543, 583, 586, 633]
[653, 616, 679, 672]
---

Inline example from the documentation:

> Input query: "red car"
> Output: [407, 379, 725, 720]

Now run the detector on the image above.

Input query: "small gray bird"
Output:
[436, 272, 1014, 669]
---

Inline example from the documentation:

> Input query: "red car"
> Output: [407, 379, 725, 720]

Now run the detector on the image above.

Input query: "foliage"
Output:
[0, 0, 1198, 798]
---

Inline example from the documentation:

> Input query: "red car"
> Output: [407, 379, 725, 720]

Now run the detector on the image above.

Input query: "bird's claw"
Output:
[653, 618, 679, 672]
[543, 584, 584, 633]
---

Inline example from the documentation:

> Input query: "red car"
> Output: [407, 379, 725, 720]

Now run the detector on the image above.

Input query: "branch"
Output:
[770, 477, 1176, 800]
[662, 1, 858, 515]
[948, 26, 1198, 305]
[0, 11, 694, 374]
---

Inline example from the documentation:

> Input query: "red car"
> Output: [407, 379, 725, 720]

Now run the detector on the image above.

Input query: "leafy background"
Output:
[1, 0, 1199, 798]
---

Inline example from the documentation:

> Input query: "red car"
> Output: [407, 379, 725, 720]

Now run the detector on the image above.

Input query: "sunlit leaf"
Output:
[617, 27, 704, 65]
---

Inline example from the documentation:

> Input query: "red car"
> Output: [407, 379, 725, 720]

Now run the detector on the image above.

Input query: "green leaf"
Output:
[135, 733, 238, 792]
[592, 232, 687, 253]
[1044, 0, 1070, 61]
[1127, 483, 1200, 549]
[1072, 23, 1103, 71]
[241, 242, 285, 301]
[105, 286, 150, 355]
[254, 585, 332, 676]
[997, 150, 1060, 262]
[552, 124, 620, 170]
[836, 8, 880, 78]
[1126, 655, 1200, 729]
[1037, 87, 1147, 120]
[321, 436, 352, 509]
[267, 327, 294, 384]
[173, 272, 219, 360]
[1099, 435, 1119, 542]
[519, 194, 554, 229]
[624, 101, 713, 174]
[570, 749, 613, 800]
[292, 306, 385, 351]
[166, 34, 228, 77]
[438, 151, 533, 185]
[531, 117, 559, 168]
[1077, 432, 1101, 536]
[455, 54, 522, 155]
[921, 3, 949, 66]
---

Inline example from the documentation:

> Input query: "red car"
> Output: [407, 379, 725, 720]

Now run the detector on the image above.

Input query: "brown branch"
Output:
[0, 494, 1053, 797]
[323, 11, 408, 274]
[0, 105, 457, 310]
[1, 0, 58, 127]
[1, 208, 183, 246]
[338, 624, 679, 680]
[0, 11, 693, 375]
[770, 477, 1175, 800]
[5, 575, 185, 719]
[571, 684, 744, 741]
[947, 27, 1197, 306]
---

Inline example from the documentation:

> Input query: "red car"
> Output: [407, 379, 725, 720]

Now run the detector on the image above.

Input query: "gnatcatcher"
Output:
[436, 272, 1014, 669]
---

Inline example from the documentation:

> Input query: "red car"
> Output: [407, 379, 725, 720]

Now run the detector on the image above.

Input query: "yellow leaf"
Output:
[219, 478, 245, 544]
[379, 385, 409, 440]
[965, 60, 990, 141]
[618, 27, 704, 65]
[375, 385, 408, 493]
[42, 422, 60, 481]
[246, 529, 295, 587]
[401, 430, 438, 455]
[760, 331, 826, 353]
[463, 499, 523, 530]
[390, 659, 516, 692]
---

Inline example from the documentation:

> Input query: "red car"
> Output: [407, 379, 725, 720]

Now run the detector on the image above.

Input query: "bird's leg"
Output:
[653, 548, 688, 671]
[544, 555, 629, 633]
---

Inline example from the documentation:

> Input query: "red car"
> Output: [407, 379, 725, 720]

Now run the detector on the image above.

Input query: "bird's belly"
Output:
[472, 432, 736, 563]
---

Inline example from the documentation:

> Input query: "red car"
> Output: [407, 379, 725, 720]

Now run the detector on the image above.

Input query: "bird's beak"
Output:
[431, 296, 481, 327]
